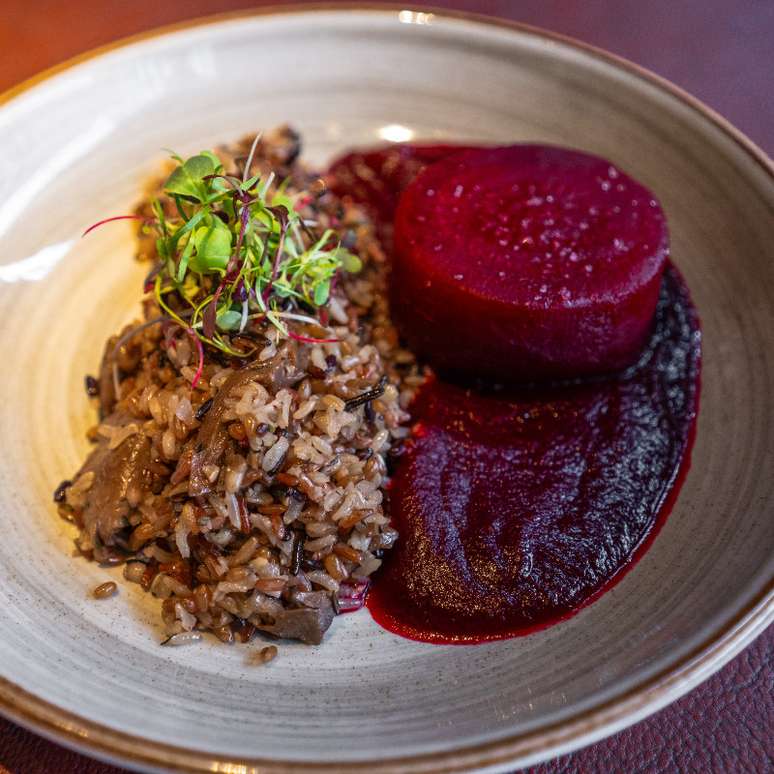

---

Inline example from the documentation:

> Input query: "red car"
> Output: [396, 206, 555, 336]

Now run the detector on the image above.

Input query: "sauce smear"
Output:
[329, 145, 701, 644]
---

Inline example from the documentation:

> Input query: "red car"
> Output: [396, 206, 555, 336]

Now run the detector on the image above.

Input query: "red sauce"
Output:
[328, 145, 701, 644]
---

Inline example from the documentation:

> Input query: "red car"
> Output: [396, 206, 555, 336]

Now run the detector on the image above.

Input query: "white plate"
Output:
[0, 8, 772, 773]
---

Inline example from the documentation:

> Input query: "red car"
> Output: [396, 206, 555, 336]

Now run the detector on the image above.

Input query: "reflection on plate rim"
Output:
[0, 5, 771, 772]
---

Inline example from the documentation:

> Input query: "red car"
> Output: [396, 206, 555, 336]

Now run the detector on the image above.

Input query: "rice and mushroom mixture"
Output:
[56, 128, 426, 646]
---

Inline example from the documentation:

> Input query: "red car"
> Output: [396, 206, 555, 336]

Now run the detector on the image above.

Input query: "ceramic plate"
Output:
[0, 8, 772, 773]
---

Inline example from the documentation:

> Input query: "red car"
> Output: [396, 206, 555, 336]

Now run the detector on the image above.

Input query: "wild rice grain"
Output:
[84, 374, 99, 396]
[229, 536, 259, 567]
[228, 422, 247, 441]
[322, 394, 346, 412]
[304, 534, 337, 552]
[160, 632, 202, 646]
[255, 578, 286, 596]
[258, 645, 278, 664]
[53, 479, 72, 503]
[195, 397, 214, 420]
[123, 562, 147, 583]
[214, 625, 235, 643]
[93, 581, 117, 599]
[324, 553, 347, 581]
[162, 429, 177, 459]
[333, 543, 362, 563]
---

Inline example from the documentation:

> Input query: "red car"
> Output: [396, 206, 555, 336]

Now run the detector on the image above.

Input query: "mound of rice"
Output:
[56, 127, 426, 646]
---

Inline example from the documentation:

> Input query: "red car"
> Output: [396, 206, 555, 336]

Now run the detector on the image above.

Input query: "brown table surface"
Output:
[0, 2, 771, 773]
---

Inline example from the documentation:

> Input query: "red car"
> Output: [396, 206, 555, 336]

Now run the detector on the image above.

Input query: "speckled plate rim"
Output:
[0, 5, 772, 773]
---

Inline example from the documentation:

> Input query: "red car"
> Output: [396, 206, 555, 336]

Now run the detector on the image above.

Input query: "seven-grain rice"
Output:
[58, 127, 428, 646]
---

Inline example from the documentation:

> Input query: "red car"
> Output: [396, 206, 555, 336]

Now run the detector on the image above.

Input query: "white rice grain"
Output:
[262, 436, 289, 472]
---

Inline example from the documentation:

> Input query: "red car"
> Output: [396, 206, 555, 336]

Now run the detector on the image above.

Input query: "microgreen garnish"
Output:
[85, 137, 362, 362]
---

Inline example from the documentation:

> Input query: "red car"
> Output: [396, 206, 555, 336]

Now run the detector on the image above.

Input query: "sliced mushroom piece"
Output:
[255, 597, 334, 645]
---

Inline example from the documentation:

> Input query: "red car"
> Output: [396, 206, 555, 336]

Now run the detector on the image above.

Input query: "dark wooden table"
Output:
[1, 3, 771, 772]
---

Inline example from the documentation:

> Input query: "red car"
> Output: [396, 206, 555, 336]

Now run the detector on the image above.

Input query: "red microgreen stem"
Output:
[294, 194, 313, 211]
[163, 322, 205, 390]
[82, 214, 148, 237]
[287, 331, 339, 344]
[187, 328, 204, 390]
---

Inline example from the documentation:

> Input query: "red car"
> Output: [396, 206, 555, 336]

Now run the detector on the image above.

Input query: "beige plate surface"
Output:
[0, 6, 772, 773]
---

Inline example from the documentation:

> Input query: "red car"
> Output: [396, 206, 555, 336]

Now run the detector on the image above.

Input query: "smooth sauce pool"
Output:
[368, 266, 699, 642]
[328, 145, 701, 644]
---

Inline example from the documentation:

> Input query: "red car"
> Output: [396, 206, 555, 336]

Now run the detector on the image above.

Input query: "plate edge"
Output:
[0, 4, 772, 772]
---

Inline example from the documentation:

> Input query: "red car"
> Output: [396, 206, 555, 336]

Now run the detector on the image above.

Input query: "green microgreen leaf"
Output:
[215, 309, 242, 330]
[175, 236, 196, 283]
[271, 191, 296, 212]
[190, 218, 232, 273]
[163, 149, 184, 164]
[164, 154, 216, 200]
[151, 198, 168, 237]
[313, 280, 330, 305]
[173, 195, 191, 222]
[168, 207, 207, 249]
[335, 247, 362, 273]
[242, 173, 261, 191]
[199, 150, 223, 170]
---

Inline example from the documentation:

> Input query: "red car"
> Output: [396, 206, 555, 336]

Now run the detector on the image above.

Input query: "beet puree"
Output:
[328, 144, 701, 644]
[369, 266, 700, 643]
[393, 145, 669, 381]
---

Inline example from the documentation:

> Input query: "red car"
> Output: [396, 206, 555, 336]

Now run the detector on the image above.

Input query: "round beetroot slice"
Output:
[392, 144, 669, 381]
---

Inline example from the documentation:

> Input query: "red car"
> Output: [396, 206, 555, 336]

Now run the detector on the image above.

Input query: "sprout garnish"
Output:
[84, 138, 362, 365]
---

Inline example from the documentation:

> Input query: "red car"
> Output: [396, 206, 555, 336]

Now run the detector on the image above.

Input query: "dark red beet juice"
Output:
[328, 145, 701, 644]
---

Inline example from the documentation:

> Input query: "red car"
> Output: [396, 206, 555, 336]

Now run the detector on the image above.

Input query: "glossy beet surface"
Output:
[369, 266, 700, 643]
[392, 145, 669, 381]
